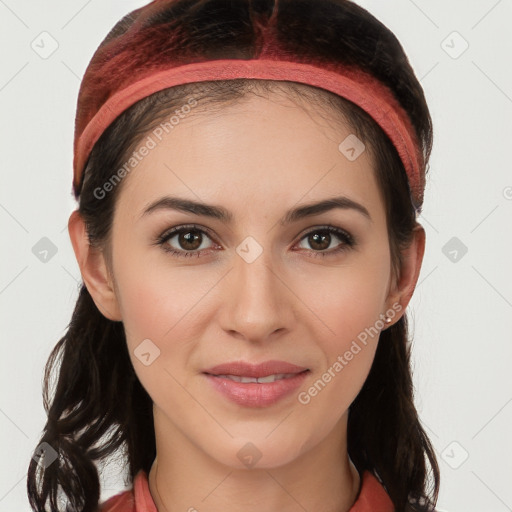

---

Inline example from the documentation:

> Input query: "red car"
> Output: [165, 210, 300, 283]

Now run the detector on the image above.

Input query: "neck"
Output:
[148, 409, 361, 512]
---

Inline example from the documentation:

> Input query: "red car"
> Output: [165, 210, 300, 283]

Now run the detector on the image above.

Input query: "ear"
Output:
[385, 223, 426, 324]
[68, 209, 122, 321]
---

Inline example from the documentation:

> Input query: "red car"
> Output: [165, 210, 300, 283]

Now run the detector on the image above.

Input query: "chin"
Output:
[205, 431, 311, 471]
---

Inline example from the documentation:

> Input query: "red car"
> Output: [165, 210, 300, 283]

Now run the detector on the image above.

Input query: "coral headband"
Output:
[73, 58, 424, 209]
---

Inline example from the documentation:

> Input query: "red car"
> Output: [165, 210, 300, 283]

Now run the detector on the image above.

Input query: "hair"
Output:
[27, 1, 439, 511]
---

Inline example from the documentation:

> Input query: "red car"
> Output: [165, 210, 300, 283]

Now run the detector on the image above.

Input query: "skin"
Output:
[68, 90, 425, 512]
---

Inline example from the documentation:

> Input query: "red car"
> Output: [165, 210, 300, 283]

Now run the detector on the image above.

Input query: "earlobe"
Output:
[386, 223, 426, 323]
[67, 209, 122, 321]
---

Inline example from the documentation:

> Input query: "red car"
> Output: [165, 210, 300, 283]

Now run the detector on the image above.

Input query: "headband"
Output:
[73, 28, 425, 210]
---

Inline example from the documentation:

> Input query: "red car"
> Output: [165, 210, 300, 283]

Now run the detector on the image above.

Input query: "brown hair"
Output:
[27, 1, 439, 511]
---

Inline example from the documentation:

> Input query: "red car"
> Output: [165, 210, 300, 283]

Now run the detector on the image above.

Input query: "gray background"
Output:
[1, 0, 511, 510]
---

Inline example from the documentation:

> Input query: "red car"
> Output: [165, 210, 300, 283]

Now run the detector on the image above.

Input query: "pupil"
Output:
[310, 231, 330, 250]
[181, 231, 201, 250]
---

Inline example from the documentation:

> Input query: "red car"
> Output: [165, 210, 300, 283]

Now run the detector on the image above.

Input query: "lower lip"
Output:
[204, 371, 310, 407]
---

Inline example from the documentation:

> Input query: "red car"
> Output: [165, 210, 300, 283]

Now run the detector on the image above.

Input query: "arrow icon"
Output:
[237, 442, 262, 467]
[32, 237, 58, 262]
[32, 442, 58, 468]
[440, 31, 469, 60]
[441, 440, 469, 469]
[236, 236, 263, 263]
[338, 134, 365, 161]
[442, 236, 467, 263]
[31, 31, 59, 60]
[134, 339, 161, 366]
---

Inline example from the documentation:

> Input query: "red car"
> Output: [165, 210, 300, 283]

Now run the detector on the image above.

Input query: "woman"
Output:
[27, 0, 440, 511]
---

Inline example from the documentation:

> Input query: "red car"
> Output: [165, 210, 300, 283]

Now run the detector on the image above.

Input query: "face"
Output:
[104, 92, 398, 469]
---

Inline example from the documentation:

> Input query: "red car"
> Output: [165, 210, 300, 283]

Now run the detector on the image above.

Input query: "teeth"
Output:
[216, 373, 297, 383]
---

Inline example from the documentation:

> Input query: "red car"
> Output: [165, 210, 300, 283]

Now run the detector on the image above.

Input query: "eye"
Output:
[295, 225, 355, 257]
[154, 224, 356, 259]
[155, 224, 219, 258]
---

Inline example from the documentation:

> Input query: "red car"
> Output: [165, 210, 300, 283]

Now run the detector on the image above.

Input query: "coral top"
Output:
[99, 469, 394, 511]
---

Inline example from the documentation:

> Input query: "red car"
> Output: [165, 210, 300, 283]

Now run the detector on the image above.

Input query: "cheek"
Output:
[294, 291, 383, 449]
[292, 248, 390, 419]
[112, 229, 217, 341]
[112, 247, 226, 391]
[297, 247, 391, 349]
[114, 265, 207, 409]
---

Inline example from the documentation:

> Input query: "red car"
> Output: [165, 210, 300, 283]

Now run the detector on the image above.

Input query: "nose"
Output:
[218, 246, 295, 343]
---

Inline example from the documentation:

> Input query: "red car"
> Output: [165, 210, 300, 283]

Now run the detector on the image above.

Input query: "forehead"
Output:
[114, 91, 385, 224]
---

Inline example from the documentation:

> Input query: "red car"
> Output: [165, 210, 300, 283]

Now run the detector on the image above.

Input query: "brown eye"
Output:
[308, 231, 331, 251]
[156, 225, 217, 258]
[177, 229, 203, 251]
[296, 226, 355, 257]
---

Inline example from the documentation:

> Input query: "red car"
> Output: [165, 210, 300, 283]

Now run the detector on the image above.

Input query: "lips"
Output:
[203, 360, 310, 407]
[214, 373, 300, 383]
[203, 360, 309, 379]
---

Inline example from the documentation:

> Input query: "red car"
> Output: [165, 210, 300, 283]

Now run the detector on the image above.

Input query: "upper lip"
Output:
[203, 360, 309, 378]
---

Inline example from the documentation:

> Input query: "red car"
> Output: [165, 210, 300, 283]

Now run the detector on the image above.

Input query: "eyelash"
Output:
[154, 223, 356, 259]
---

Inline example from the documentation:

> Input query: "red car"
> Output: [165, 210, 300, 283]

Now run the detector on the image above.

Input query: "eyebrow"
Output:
[139, 195, 372, 224]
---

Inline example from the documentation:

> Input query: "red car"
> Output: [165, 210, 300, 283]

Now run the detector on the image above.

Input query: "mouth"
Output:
[208, 372, 308, 383]
[202, 360, 310, 407]
[203, 360, 309, 379]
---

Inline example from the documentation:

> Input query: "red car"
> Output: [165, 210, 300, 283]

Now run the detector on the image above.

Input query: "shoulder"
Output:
[405, 503, 440, 512]
[98, 489, 135, 512]
[350, 470, 394, 511]
[98, 469, 153, 512]
[354, 472, 439, 512]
